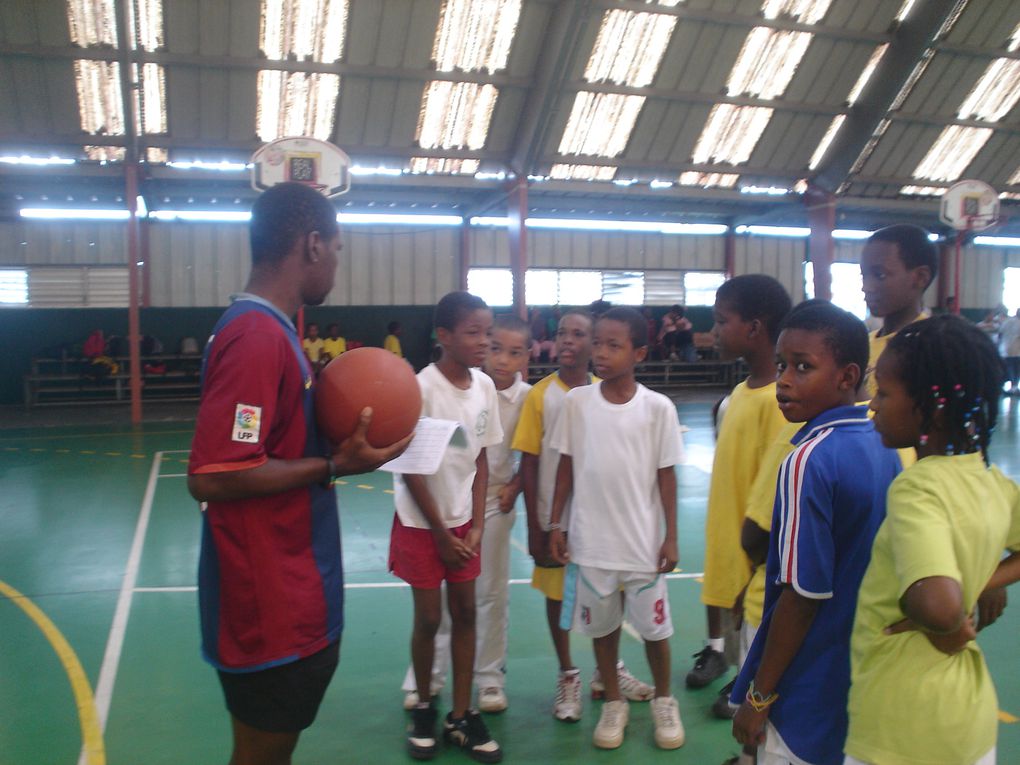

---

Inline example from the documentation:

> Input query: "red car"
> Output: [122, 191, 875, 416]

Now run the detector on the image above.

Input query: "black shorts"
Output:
[217, 640, 340, 733]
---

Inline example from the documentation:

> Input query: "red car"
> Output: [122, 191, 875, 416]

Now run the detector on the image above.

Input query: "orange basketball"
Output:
[315, 347, 421, 448]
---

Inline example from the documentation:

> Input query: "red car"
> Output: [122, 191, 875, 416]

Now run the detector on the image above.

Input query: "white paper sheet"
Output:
[377, 417, 465, 475]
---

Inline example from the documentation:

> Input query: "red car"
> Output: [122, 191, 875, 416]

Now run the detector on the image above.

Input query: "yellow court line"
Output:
[0, 579, 105, 764]
[356, 484, 374, 490]
[999, 710, 1018, 723]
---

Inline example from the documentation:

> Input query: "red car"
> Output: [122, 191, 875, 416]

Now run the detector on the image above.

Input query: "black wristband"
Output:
[322, 456, 336, 488]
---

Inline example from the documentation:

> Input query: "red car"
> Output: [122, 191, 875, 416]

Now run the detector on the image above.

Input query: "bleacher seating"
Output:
[23, 354, 203, 408]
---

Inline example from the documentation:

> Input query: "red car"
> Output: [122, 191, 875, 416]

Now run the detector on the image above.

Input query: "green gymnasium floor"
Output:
[1, 398, 1018, 765]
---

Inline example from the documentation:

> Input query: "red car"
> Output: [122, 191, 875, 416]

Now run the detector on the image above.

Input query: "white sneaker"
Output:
[553, 668, 582, 722]
[478, 686, 508, 713]
[403, 686, 441, 711]
[590, 660, 654, 701]
[593, 699, 629, 749]
[651, 696, 685, 749]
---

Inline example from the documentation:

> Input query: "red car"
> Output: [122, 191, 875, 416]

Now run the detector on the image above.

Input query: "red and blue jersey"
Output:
[188, 297, 343, 672]
[732, 404, 900, 765]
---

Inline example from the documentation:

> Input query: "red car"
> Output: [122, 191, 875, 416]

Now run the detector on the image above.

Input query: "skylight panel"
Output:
[678, 172, 739, 188]
[691, 104, 774, 166]
[409, 157, 479, 175]
[1009, 166, 1020, 186]
[847, 44, 887, 105]
[762, 0, 834, 24]
[808, 114, 845, 170]
[67, 0, 117, 46]
[585, 5, 680, 87]
[417, 82, 498, 150]
[900, 185, 946, 196]
[412, 1, 524, 170]
[549, 164, 618, 181]
[956, 58, 1020, 122]
[128, 0, 163, 50]
[726, 27, 812, 99]
[260, 0, 348, 62]
[558, 93, 646, 157]
[74, 59, 125, 136]
[256, 71, 340, 141]
[133, 63, 167, 135]
[433, 0, 521, 73]
[894, 0, 916, 22]
[911, 125, 992, 182]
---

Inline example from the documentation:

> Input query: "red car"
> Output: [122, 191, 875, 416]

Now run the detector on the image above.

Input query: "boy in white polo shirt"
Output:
[391, 291, 504, 763]
[548, 307, 685, 751]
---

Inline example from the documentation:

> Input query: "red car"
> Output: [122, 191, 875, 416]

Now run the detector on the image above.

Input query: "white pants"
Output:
[844, 748, 995, 765]
[401, 506, 515, 692]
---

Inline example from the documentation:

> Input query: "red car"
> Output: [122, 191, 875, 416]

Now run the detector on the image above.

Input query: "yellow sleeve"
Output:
[339, 338, 346, 354]
[511, 385, 544, 455]
[745, 426, 799, 532]
[994, 468, 1020, 551]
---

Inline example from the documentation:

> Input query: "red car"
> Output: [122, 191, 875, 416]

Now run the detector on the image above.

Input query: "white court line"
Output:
[133, 572, 702, 595]
[160, 449, 191, 455]
[159, 473, 188, 478]
[79, 451, 162, 765]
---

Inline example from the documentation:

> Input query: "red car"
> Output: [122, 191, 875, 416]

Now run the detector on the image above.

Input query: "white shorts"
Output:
[562, 564, 673, 641]
[844, 748, 995, 765]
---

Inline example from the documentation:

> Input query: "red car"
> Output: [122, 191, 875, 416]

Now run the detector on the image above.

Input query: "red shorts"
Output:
[389, 514, 481, 589]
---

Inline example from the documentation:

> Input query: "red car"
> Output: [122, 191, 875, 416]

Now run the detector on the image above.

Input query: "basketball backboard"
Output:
[250, 137, 351, 197]
[940, 179, 999, 231]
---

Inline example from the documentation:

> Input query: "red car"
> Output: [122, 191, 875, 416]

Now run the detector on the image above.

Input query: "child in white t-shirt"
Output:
[390, 291, 504, 762]
[400, 315, 532, 716]
[548, 307, 685, 752]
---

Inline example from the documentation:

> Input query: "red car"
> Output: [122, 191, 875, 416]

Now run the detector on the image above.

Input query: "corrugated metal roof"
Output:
[2, 0, 1020, 230]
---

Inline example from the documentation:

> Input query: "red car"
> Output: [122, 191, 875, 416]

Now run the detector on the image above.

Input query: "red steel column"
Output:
[125, 161, 143, 424]
[507, 178, 528, 320]
[806, 184, 835, 301]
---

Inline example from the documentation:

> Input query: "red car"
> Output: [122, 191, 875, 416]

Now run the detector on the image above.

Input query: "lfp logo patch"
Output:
[231, 403, 262, 443]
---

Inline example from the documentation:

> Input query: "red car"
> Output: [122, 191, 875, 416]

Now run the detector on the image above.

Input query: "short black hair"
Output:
[249, 182, 338, 267]
[779, 299, 869, 375]
[435, 291, 489, 332]
[715, 274, 793, 344]
[560, 308, 593, 326]
[885, 315, 1004, 463]
[493, 314, 531, 344]
[327, 323, 339, 332]
[868, 224, 938, 288]
[599, 306, 647, 348]
[387, 321, 401, 334]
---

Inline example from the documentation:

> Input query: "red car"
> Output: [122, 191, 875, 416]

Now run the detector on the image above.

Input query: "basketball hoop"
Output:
[940, 180, 999, 232]
[939, 179, 999, 316]
[250, 137, 351, 198]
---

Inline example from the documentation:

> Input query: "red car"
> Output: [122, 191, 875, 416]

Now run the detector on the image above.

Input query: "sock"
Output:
[708, 637, 725, 653]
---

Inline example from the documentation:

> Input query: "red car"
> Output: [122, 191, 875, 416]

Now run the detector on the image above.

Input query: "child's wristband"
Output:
[547, 522, 562, 531]
[746, 682, 778, 712]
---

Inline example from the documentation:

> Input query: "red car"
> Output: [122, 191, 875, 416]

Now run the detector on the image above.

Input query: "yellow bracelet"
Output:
[746, 682, 779, 712]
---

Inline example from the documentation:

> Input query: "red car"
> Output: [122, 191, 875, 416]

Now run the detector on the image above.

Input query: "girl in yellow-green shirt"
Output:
[847, 315, 1020, 765]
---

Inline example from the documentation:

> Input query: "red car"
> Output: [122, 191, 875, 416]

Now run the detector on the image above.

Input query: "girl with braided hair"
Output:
[844, 314, 1020, 765]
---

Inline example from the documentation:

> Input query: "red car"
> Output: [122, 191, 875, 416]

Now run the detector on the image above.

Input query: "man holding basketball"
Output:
[187, 182, 410, 765]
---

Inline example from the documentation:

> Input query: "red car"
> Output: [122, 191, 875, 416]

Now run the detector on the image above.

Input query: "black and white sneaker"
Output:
[443, 710, 503, 763]
[407, 703, 438, 760]
[711, 679, 737, 720]
[685, 646, 728, 688]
